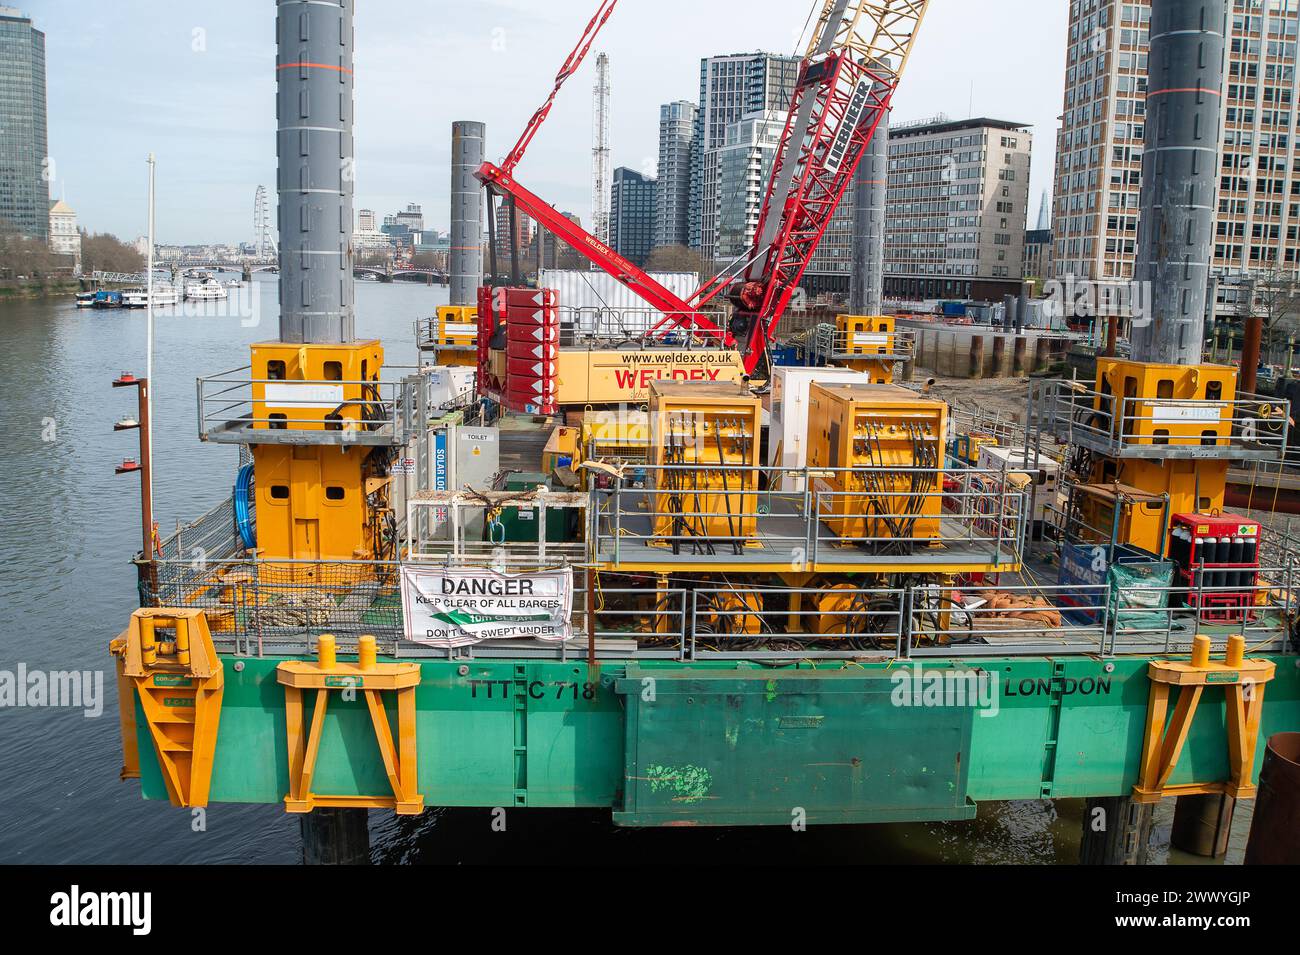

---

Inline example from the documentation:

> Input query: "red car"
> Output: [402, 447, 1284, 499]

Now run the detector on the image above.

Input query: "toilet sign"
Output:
[399, 567, 573, 648]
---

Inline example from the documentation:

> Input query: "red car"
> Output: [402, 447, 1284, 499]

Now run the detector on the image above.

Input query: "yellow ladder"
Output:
[110, 609, 225, 808]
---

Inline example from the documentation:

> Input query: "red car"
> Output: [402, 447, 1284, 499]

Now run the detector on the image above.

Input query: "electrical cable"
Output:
[234, 462, 256, 550]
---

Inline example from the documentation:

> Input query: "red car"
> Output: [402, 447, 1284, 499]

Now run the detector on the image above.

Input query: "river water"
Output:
[0, 276, 1238, 863]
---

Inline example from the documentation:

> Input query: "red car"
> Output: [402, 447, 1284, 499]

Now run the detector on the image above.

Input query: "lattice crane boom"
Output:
[716, 0, 930, 367]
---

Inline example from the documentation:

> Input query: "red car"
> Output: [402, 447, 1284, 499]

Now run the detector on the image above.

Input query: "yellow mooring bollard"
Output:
[317, 634, 336, 670]
[358, 634, 377, 670]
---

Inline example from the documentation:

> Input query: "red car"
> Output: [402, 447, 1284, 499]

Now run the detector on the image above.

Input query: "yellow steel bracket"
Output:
[276, 635, 424, 816]
[1133, 634, 1276, 804]
[110, 608, 225, 808]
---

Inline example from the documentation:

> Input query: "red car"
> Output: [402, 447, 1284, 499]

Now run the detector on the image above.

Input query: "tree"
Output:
[80, 230, 144, 275]
[1238, 267, 1300, 368]
[0, 219, 63, 280]
[645, 244, 707, 278]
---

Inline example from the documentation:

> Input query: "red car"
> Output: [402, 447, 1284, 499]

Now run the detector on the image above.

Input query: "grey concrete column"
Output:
[276, 0, 356, 344]
[451, 121, 485, 306]
[1129, 0, 1226, 365]
[851, 107, 888, 315]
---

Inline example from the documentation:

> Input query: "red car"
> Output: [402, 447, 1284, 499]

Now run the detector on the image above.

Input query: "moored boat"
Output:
[122, 286, 180, 308]
[184, 273, 229, 301]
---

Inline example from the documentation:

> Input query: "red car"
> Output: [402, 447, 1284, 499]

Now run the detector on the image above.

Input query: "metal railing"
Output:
[136, 548, 1297, 661]
[688, 586, 905, 658]
[415, 315, 478, 352]
[1029, 380, 1290, 461]
[591, 464, 1030, 569]
[811, 324, 916, 362]
[197, 365, 422, 446]
[555, 305, 730, 347]
[155, 495, 242, 564]
[1107, 564, 1296, 655]
[405, 489, 589, 568]
[906, 583, 1109, 657]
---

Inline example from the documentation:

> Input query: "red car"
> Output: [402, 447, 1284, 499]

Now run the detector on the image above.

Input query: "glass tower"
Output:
[0, 8, 48, 241]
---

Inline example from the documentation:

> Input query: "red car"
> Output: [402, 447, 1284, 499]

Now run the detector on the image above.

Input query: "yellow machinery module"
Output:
[543, 411, 652, 475]
[807, 383, 947, 547]
[648, 381, 761, 548]
[829, 315, 906, 383]
[581, 410, 650, 466]
[248, 341, 393, 562]
[430, 305, 478, 366]
[1066, 482, 1170, 556]
[1094, 359, 1237, 450]
[1077, 359, 1237, 553]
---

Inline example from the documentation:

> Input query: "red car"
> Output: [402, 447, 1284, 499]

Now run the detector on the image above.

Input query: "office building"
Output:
[0, 7, 48, 240]
[1053, 0, 1300, 320]
[48, 198, 79, 270]
[610, 166, 656, 267]
[884, 115, 1033, 301]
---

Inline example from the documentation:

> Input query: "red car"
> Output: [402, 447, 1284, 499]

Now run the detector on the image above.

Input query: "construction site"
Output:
[104, 0, 1300, 869]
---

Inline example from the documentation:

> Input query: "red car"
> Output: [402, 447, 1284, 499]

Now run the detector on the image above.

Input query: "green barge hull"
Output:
[131, 654, 1300, 827]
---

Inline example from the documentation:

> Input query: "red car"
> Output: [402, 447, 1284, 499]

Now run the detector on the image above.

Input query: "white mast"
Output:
[591, 52, 612, 247]
[145, 153, 155, 527]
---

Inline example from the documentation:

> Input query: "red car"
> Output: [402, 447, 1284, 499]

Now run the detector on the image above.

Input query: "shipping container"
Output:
[538, 269, 702, 338]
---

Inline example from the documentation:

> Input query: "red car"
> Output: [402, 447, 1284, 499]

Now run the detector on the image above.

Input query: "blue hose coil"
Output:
[234, 462, 256, 550]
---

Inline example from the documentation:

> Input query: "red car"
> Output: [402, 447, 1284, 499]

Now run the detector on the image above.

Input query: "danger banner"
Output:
[399, 567, 573, 648]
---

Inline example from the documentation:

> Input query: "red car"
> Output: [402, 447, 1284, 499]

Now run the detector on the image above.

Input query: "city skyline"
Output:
[21, 0, 1068, 245]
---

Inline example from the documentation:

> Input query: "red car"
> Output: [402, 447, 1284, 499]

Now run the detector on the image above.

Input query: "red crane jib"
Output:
[475, 161, 727, 342]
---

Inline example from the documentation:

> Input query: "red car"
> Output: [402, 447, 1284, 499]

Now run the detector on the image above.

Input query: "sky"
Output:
[26, 0, 1069, 245]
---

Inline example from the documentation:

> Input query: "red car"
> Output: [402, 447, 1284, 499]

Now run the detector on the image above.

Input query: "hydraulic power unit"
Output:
[950, 431, 998, 468]
[806, 383, 947, 549]
[1065, 481, 1169, 559]
[648, 381, 761, 550]
[582, 410, 650, 466]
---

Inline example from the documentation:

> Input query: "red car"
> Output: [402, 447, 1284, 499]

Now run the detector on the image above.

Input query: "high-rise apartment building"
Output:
[357, 208, 376, 232]
[691, 52, 800, 255]
[654, 101, 697, 250]
[1053, 0, 1300, 316]
[714, 111, 786, 263]
[883, 116, 1033, 301]
[611, 167, 656, 267]
[0, 7, 48, 241]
